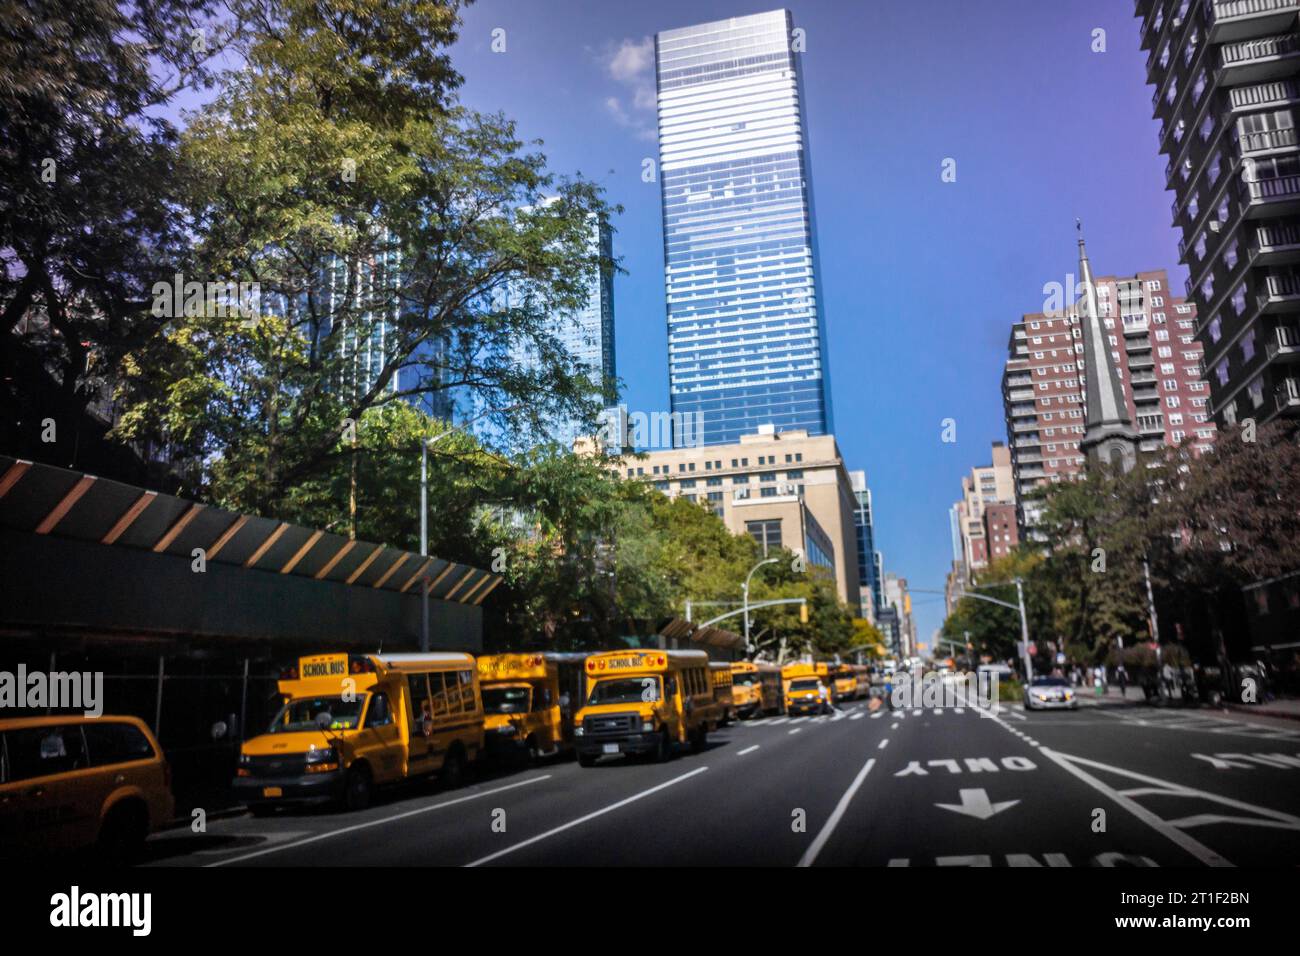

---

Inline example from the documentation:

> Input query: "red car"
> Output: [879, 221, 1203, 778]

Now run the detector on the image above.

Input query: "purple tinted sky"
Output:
[448, 0, 1181, 645]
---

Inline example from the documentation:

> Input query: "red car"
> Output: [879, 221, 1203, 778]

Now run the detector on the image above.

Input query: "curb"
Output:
[1223, 702, 1300, 723]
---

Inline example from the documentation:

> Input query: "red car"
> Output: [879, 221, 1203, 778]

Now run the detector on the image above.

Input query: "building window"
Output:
[746, 520, 782, 554]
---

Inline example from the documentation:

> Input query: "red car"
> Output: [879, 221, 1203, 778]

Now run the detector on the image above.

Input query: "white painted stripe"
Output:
[850, 712, 865, 721]
[797, 758, 876, 867]
[890, 723, 899, 730]
[1037, 748, 1234, 867]
[464, 767, 708, 867]
[878, 739, 889, 750]
[912, 709, 922, 716]
[208, 775, 553, 867]
[955, 708, 965, 714]
[737, 745, 760, 756]
[870, 711, 883, 719]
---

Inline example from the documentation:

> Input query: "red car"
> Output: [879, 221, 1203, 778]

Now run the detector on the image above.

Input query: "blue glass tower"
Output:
[655, 9, 834, 447]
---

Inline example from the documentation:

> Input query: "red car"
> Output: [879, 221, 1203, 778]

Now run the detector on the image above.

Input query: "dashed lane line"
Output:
[208, 775, 553, 867]
[464, 767, 709, 867]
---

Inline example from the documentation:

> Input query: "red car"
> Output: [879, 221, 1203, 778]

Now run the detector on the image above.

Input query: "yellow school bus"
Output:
[730, 661, 783, 717]
[574, 649, 717, 766]
[235, 652, 484, 813]
[709, 662, 736, 725]
[829, 664, 858, 703]
[851, 664, 872, 700]
[477, 652, 585, 761]
[782, 662, 832, 716]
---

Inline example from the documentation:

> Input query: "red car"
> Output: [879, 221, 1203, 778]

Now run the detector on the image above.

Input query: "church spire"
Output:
[1075, 223, 1140, 474]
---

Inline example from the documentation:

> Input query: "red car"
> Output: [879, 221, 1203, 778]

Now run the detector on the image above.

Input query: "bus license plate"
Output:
[602, 743, 619, 754]
[262, 787, 283, 798]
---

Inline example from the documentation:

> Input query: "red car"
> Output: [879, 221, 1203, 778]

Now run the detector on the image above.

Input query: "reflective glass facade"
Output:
[655, 9, 833, 447]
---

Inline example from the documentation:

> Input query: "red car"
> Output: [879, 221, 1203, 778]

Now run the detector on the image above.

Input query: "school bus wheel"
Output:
[441, 745, 467, 789]
[342, 763, 373, 812]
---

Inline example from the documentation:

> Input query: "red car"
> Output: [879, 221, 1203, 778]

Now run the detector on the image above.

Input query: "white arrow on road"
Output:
[935, 788, 1019, 820]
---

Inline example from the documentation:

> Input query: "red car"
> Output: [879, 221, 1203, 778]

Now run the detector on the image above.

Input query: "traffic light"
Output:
[799, 602, 809, 624]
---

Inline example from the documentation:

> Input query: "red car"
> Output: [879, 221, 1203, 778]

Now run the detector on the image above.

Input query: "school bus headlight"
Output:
[304, 746, 339, 770]
[641, 720, 656, 733]
[574, 726, 585, 737]
[496, 724, 518, 735]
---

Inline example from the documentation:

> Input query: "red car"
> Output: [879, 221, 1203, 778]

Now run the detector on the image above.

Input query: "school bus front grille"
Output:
[244, 754, 309, 777]
[582, 713, 639, 736]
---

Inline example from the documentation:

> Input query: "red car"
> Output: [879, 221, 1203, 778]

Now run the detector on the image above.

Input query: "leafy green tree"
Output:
[114, 0, 617, 517]
[1, 0, 224, 466]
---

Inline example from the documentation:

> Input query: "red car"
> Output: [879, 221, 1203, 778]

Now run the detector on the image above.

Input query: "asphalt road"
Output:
[141, 697, 1300, 867]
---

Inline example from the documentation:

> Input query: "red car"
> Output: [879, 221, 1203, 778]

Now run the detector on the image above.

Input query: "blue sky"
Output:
[448, 0, 1185, 645]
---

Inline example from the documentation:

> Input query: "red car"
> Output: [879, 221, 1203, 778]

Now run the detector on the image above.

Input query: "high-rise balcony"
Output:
[1239, 125, 1299, 153]
[1203, 0, 1300, 44]
[1258, 271, 1300, 311]
[1274, 375, 1300, 413]
[1240, 173, 1300, 217]
[1129, 353, 1157, 369]
[1266, 321, 1300, 359]
[1218, 32, 1300, 85]
[1130, 370, 1159, 384]
[1249, 222, 1300, 264]
[1229, 78, 1300, 112]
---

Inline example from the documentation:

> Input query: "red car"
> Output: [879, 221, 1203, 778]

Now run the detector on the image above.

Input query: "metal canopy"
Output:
[0, 455, 500, 606]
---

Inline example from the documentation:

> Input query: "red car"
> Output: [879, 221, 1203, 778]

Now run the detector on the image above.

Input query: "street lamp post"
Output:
[417, 403, 521, 652]
[742, 556, 779, 655]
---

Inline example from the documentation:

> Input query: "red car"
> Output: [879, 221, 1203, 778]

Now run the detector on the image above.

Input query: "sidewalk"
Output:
[1224, 696, 1300, 722]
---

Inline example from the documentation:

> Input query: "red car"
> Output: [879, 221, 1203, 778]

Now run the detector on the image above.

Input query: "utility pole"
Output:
[1015, 578, 1033, 682]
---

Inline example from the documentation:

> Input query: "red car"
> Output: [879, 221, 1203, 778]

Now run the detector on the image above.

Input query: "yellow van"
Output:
[235, 652, 484, 813]
[574, 649, 717, 765]
[0, 715, 174, 860]
[709, 662, 736, 725]
[477, 652, 585, 761]
[782, 662, 831, 716]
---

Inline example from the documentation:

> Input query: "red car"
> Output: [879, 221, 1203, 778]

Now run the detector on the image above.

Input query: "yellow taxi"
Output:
[0, 714, 174, 860]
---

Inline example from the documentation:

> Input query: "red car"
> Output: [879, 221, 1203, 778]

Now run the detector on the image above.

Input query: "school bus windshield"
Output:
[732, 673, 759, 686]
[482, 686, 531, 714]
[789, 679, 821, 692]
[268, 696, 365, 733]
[587, 676, 660, 705]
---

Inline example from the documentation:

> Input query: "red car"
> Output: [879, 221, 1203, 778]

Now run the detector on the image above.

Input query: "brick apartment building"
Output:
[1002, 267, 1218, 528]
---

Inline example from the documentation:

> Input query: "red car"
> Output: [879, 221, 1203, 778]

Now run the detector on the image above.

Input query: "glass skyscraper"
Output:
[655, 8, 833, 447]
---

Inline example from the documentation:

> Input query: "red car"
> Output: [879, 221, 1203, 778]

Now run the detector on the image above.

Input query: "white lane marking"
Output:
[737, 745, 760, 756]
[464, 767, 709, 867]
[850, 712, 865, 721]
[789, 728, 802, 735]
[935, 708, 944, 715]
[1006, 710, 1027, 721]
[954, 708, 965, 715]
[1037, 748, 1234, 867]
[797, 758, 876, 867]
[768, 717, 790, 725]
[831, 712, 847, 722]
[935, 788, 1019, 820]
[891, 723, 899, 730]
[870, 711, 883, 719]
[878, 739, 889, 750]
[208, 775, 553, 867]
[911, 709, 922, 716]
[790, 716, 809, 724]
